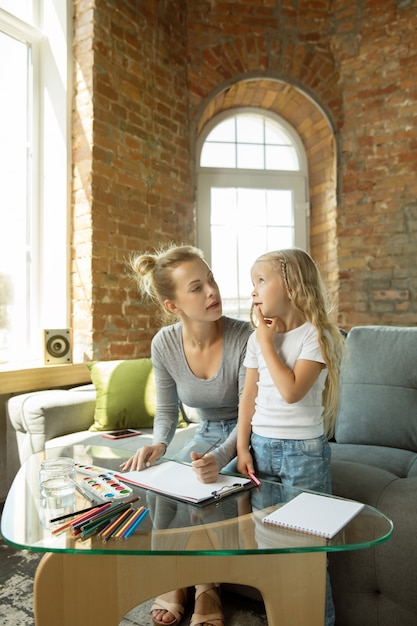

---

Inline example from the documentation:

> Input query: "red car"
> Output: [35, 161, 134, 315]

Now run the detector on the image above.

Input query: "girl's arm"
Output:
[237, 367, 259, 475]
[256, 315, 324, 403]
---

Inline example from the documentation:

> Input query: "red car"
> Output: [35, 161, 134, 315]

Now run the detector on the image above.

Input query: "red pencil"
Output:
[51, 503, 112, 536]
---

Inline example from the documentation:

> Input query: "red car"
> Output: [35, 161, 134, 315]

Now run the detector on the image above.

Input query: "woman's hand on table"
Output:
[119, 442, 166, 471]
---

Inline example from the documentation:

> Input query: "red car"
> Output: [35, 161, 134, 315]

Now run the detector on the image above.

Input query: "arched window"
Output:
[197, 109, 309, 319]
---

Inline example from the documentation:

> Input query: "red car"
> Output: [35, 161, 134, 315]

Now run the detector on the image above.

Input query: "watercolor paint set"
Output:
[75, 462, 117, 477]
[75, 463, 132, 502]
[79, 474, 133, 502]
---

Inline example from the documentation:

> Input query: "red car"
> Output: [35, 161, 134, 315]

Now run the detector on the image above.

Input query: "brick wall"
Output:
[186, 0, 417, 328]
[72, 0, 417, 361]
[72, 0, 193, 361]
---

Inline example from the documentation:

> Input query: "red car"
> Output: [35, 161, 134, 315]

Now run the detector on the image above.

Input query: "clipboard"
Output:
[116, 461, 253, 506]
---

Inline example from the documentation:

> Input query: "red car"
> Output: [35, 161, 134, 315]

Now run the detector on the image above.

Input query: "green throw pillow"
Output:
[86, 358, 156, 431]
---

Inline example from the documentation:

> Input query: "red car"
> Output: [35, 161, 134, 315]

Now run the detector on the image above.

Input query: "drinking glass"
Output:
[39, 457, 76, 528]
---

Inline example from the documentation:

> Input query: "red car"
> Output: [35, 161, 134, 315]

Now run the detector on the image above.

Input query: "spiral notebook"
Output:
[262, 492, 364, 539]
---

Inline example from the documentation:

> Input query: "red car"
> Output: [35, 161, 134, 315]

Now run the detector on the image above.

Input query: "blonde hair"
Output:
[251, 248, 345, 438]
[130, 244, 206, 323]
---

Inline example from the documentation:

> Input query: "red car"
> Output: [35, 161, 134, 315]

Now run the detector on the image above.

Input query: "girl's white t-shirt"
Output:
[243, 322, 327, 440]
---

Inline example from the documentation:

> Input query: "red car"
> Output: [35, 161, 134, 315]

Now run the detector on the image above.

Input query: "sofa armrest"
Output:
[7, 385, 97, 464]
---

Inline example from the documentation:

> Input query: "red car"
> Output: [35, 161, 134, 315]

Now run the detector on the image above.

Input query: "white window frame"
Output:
[0, 1, 71, 364]
[196, 109, 310, 316]
[197, 171, 309, 267]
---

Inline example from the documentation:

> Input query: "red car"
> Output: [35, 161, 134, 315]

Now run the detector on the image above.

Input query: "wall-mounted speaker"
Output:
[43, 329, 72, 365]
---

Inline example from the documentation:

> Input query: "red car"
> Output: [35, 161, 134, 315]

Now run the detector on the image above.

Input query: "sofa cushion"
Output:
[7, 386, 97, 464]
[86, 358, 156, 431]
[330, 442, 417, 479]
[334, 326, 417, 450]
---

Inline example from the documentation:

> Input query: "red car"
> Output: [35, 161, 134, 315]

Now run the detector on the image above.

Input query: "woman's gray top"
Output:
[151, 316, 252, 469]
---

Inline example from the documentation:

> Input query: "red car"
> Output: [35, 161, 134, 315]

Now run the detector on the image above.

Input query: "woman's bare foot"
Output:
[151, 588, 188, 625]
[191, 584, 224, 626]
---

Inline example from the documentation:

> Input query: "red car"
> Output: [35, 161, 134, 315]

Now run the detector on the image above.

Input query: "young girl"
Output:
[237, 248, 345, 626]
[121, 244, 252, 626]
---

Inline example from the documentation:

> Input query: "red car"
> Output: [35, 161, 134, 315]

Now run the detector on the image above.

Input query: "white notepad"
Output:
[262, 492, 364, 539]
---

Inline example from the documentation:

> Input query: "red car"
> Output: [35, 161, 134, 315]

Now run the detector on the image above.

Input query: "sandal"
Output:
[190, 583, 224, 626]
[151, 588, 188, 626]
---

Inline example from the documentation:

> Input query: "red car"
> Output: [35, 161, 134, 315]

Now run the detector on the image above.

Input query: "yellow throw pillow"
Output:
[86, 358, 156, 431]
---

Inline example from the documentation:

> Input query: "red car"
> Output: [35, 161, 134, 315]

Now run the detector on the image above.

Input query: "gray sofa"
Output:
[7, 326, 417, 625]
[329, 325, 417, 626]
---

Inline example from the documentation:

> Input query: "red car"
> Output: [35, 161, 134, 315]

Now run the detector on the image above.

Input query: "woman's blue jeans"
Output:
[174, 417, 237, 472]
[251, 432, 335, 626]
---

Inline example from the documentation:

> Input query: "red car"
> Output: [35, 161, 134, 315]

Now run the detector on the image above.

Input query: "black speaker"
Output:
[43, 329, 72, 365]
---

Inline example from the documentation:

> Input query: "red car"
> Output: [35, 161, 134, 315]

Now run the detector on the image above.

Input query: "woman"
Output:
[121, 244, 252, 626]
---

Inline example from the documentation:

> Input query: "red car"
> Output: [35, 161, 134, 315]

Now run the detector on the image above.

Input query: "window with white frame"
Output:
[0, 1, 70, 364]
[197, 109, 309, 319]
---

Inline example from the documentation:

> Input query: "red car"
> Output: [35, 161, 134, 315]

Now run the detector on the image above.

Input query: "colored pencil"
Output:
[78, 499, 138, 534]
[200, 438, 221, 456]
[119, 507, 146, 539]
[73, 497, 139, 532]
[79, 519, 109, 541]
[248, 472, 261, 486]
[99, 507, 134, 542]
[113, 507, 144, 540]
[49, 502, 108, 524]
[69, 502, 115, 531]
[122, 508, 149, 539]
[51, 503, 112, 536]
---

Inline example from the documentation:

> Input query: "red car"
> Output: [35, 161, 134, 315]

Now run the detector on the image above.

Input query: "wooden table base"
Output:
[34, 551, 326, 625]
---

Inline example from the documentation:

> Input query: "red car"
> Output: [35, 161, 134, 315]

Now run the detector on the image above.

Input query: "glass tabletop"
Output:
[1, 444, 393, 556]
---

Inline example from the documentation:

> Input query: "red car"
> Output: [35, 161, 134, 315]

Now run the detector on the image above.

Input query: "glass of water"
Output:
[39, 457, 76, 528]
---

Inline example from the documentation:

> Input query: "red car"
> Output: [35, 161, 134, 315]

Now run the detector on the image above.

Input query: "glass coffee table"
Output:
[1, 445, 393, 626]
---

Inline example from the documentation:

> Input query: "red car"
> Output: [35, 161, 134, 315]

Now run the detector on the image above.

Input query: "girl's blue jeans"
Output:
[250, 432, 335, 626]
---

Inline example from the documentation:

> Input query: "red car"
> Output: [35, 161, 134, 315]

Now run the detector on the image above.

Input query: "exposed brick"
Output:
[71, 0, 417, 359]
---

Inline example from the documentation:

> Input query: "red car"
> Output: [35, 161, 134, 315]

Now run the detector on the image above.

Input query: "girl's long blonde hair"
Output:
[252, 248, 345, 438]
